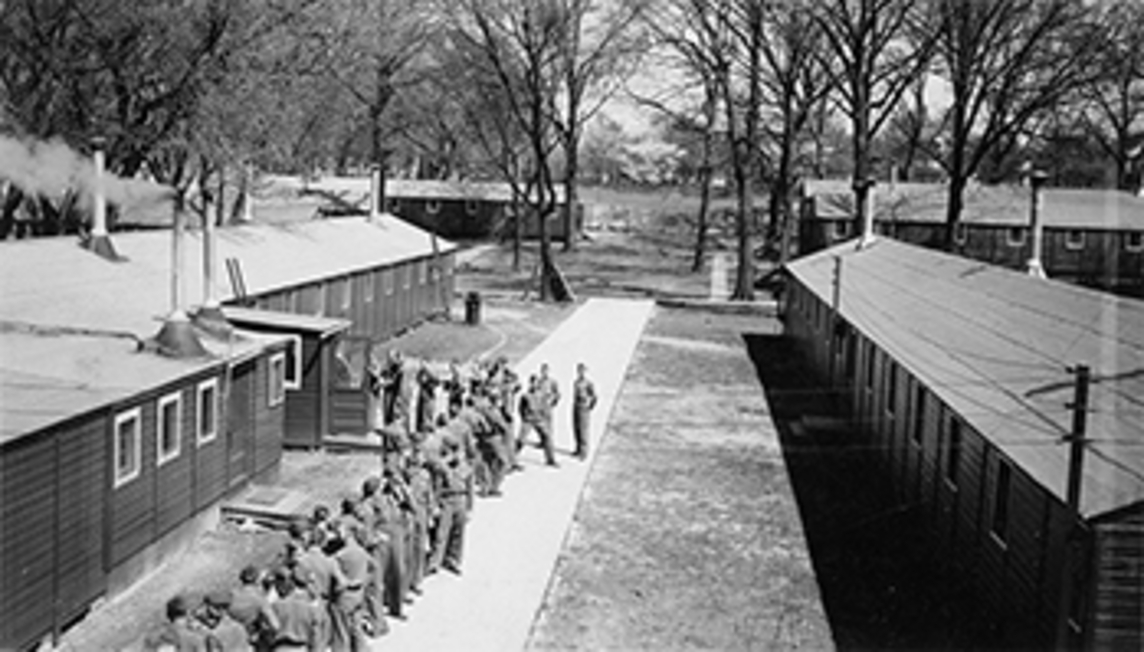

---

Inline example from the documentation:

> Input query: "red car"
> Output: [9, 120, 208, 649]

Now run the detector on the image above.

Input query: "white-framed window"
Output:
[833, 220, 849, 239]
[465, 199, 480, 216]
[340, 277, 353, 311]
[156, 391, 182, 467]
[363, 272, 375, 303]
[269, 352, 286, 407]
[418, 260, 427, 284]
[1065, 230, 1085, 250]
[1006, 227, 1025, 247]
[284, 335, 303, 390]
[196, 378, 219, 446]
[1126, 231, 1143, 252]
[113, 408, 143, 488]
[426, 199, 441, 214]
[403, 265, 411, 290]
[953, 223, 968, 245]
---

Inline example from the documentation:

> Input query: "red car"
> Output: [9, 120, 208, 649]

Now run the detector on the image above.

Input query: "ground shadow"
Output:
[743, 332, 1007, 651]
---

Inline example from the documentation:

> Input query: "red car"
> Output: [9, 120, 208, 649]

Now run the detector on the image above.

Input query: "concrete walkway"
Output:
[375, 298, 654, 651]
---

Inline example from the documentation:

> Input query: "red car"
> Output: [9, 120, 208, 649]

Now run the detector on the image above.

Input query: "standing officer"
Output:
[571, 363, 598, 460]
[524, 374, 558, 467]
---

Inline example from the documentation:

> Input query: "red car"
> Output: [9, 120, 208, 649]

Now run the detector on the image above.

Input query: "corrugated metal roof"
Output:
[787, 238, 1144, 519]
[804, 179, 1144, 231]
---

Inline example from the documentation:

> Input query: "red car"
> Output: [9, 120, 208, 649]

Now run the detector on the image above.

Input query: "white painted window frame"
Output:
[269, 352, 287, 407]
[284, 335, 303, 390]
[113, 407, 143, 488]
[197, 378, 219, 446]
[156, 391, 182, 467]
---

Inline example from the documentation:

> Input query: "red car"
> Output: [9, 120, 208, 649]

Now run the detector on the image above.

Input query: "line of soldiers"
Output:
[146, 353, 596, 651]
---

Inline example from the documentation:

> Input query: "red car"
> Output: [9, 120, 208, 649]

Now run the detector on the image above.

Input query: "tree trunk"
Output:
[562, 138, 579, 251]
[1, 186, 23, 240]
[691, 85, 717, 273]
[732, 144, 754, 301]
[944, 173, 967, 251]
[693, 160, 712, 273]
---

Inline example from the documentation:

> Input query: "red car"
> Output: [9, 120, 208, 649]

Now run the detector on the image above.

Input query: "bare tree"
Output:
[928, 0, 1099, 247]
[752, 0, 834, 265]
[447, 0, 566, 301]
[551, 0, 647, 251]
[814, 0, 934, 234]
[1081, 0, 1144, 191]
[638, 0, 724, 272]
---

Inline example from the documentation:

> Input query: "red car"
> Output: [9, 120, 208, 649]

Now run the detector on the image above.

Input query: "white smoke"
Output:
[0, 134, 175, 211]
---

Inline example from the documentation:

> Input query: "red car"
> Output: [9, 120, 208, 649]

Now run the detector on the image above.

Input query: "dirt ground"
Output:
[525, 307, 833, 651]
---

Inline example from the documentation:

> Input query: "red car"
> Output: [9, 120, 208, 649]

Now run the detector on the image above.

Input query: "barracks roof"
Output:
[786, 237, 1144, 519]
[0, 214, 454, 443]
[803, 179, 1144, 231]
[283, 175, 569, 207]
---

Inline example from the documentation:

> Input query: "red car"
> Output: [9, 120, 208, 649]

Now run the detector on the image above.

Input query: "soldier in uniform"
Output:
[428, 438, 470, 575]
[329, 508, 373, 652]
[571, 363, 598, 460]
[223, 565, 278, 651]
[143, 596, 222, 652]
[405, 445, 434, 596]
[368, 350, 404, 427]
[521, 374, 558, 467]
[294, 524, 344, 649]
[270, 572, 323, 651]
[538, 362, 560, 414]
[415, 362, 440, 434]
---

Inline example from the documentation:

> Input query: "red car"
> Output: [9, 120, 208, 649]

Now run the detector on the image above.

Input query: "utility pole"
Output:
[1056, 364, 1090, 651]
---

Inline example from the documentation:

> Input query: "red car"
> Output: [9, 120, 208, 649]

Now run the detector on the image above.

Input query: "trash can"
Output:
[464, 291, 482, 326]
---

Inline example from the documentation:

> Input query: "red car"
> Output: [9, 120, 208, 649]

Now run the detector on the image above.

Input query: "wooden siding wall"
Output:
[248, 253, 455, 342]
[783, 278, 1093, 649]
[390, 197, 581, 242]
[1091, 514, 1144, 649]
[253, 354, 284, 476]
[284, 336, 324, 448]
[799, 218, 1144, 291]
[0, 357, 285, 651]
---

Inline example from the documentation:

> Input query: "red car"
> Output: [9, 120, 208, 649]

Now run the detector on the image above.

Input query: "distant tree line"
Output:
[637, 0, 1143, 299]
[1, 0, 1142, 302]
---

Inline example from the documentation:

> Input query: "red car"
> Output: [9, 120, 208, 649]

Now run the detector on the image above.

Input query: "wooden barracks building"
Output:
[798, 180, 1144, 298]
[783, 236, 1143, 649]
[0, 194, 455, 649]
[302, 176, 582, 243]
